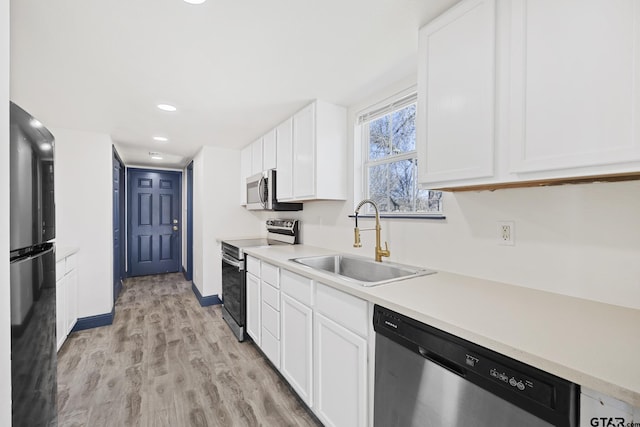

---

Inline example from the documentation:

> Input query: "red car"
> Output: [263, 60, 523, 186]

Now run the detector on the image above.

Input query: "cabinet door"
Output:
[314, 313, 367, 427]
[509, 0, 640, 174]
[281, 293, 313, 406]
[240, 145, 252, 205]
[293, 103, 316, 199]
[56, 276, 66, 352]
[251, 138, 263, 176]
[416, 0, 496, 184]
[66, 268, 78, 334]
[417, 0, 496, 185]
[263, 128, 277, 170]
[246, 272, 261, 346]
[276, 118, 294, 200]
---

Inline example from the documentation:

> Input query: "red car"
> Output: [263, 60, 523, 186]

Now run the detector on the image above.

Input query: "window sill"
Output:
[348, 214, 446, 220]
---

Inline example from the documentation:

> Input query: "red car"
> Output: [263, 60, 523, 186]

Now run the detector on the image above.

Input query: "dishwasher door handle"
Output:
[418, 346, 466, 377]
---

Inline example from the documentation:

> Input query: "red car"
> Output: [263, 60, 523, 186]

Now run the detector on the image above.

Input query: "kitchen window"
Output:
[358, 89, 443, 216]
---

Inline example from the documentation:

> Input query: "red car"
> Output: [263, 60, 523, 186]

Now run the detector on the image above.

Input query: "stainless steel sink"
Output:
[289, 254, 436, 287]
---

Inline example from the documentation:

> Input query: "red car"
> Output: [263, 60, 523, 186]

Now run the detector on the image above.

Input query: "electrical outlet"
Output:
[497, 221, 515, 246]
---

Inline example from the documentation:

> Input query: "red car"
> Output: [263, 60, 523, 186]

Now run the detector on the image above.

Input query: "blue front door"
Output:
[128, 168, 182, 277]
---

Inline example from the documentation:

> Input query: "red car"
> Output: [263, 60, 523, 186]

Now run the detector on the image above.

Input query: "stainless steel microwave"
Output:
[246, 169, 303, 211]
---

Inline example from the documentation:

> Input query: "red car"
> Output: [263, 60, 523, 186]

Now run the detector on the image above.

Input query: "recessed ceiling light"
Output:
[149, 151, 163, 160]
[184, 0, 206, 4]
[157, 103, 177, 112]
[153, 136, 169, 142]
[30, 119, 42, 128]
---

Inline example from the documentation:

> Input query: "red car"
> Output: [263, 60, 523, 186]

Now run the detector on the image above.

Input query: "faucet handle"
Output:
[382, 241, 390, 257]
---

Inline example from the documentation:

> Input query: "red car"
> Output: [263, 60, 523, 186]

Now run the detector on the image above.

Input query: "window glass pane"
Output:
[390, 104, 416, 154]
[368, 116, 390, 160]
[368, 159, 421, 213]
[416, 189, 443, 213]
[368, 163, 389, 211]
[361, 92, 443, 215]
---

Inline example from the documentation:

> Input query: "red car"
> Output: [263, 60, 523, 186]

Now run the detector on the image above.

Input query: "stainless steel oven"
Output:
[221, 219, 299, 341]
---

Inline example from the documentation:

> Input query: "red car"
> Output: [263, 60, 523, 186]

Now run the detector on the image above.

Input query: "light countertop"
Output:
[243, 244, 640, 407]
[56, 246, 79, 262]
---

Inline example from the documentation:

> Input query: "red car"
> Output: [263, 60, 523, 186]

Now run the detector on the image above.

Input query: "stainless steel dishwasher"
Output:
[373, 305, 579, 427]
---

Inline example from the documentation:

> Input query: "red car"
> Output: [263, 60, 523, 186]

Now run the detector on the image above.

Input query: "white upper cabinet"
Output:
[276, 100, 347, 202]
[292, 104, 316, 200]
[263, 128, 277, 171]
[417, 0, 496, 185]
[241, 99, 346, 203]
[508, 0, 640, 176]
[417, 0, 640, 190]
[251, 137, 263, 176]
[276, 118, 294, 200]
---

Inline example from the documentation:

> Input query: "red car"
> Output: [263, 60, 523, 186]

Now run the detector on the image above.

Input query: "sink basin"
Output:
[289, 254, 436, 287]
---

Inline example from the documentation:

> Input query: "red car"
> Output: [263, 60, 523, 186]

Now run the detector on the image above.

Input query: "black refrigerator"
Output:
[9, 101, 57, 426]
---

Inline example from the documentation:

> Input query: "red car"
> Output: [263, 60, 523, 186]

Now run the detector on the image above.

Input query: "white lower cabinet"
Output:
[246, 262, 370, 426]
[261, 288, 281, 368]
[261, 262, 281, 368]
[55, 272, 66, 351]
[245, 272, 261, 346]
[281, 292, 313, 406]
[314, 282, 368, 427]
[56, 251, 79, 351]
[314, 313, 368, 427]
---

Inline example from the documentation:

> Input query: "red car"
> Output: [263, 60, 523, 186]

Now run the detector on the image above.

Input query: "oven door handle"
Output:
[222, 253, 244, 270]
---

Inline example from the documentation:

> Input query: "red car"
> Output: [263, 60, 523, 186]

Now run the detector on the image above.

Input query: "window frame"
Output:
[355, 87, 443, 218]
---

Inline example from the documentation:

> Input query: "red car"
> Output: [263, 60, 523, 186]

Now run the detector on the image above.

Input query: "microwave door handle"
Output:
[258, 176, 267, 208]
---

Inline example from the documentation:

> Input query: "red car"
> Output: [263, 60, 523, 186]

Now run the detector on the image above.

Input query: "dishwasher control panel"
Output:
[484, 359, 554, 407]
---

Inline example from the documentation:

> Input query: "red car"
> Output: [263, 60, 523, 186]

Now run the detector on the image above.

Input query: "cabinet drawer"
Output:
[262, 301, 280, 339]
[261, 281, 280, 311]
[261, 328, 280, 369]
[65, 254, 77, 273]
[56, 260, 65, 282]
[261, 262, 279, 288]
[281, 269, 313, 306]
[246, 256, 260, 276]
[316, 282, 368, 337]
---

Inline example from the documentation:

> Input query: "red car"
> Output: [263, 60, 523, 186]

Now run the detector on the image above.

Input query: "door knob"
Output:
[173, 226, 178, 231]
[173, 219, 178, 224]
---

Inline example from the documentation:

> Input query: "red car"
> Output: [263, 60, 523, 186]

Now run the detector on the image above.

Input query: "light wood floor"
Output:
[57, 272, 322, 427]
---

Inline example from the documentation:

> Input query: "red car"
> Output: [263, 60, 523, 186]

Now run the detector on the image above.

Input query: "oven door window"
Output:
[221, 258, 244, 325]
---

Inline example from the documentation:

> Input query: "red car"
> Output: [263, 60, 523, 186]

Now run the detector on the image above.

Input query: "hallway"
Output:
[57, 273, 320, 427]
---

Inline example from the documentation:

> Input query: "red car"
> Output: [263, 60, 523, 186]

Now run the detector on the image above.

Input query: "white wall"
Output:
[288, 76, 640, 310]
[1, 0, 11, 421]
[53, 128, 113, 317]
[192, 146, 262, 298]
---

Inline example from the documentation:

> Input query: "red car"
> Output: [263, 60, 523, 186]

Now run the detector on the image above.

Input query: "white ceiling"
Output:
[10, 0, 458, 168]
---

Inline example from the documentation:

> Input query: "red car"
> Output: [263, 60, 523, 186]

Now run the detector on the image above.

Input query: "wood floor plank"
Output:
[57, 272, 321, 427]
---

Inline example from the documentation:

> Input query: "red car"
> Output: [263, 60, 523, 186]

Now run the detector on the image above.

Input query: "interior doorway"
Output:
[112, 147, 125, 302]
[185, 161, 193, 281]
[127, 168, 182, 277]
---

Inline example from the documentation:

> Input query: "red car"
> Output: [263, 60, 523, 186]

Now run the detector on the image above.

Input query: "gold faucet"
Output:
[353, 199, 390, 262]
